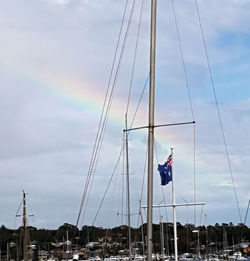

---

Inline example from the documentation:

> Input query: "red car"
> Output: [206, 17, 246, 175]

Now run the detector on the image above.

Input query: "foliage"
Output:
[0, 222, 249, 258]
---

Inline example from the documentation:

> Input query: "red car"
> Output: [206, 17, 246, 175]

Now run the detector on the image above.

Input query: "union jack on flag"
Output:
[166, 154, 172, 166]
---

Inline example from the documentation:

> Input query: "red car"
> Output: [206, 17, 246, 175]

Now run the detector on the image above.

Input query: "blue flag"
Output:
[157, 154, 172, 185]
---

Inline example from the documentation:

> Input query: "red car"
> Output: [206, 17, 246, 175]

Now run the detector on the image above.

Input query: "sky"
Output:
[0, 0, 250, 230]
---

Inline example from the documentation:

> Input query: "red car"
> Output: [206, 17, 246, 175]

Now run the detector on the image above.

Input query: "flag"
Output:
[157, 154, 172, 185]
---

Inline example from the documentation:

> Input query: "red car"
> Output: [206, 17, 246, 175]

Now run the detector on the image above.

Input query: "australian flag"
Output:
[157, 154, 172, 185]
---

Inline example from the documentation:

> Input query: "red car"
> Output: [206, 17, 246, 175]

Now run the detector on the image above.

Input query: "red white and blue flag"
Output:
[157, 154, 173, 186]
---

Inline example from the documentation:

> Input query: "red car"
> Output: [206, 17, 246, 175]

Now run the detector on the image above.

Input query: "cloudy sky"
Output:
[0, 0, 250, 230]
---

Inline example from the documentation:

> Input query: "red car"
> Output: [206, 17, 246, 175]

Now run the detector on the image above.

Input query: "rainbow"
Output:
[1, 61, 196, 171]
[1, 61, 128, 126]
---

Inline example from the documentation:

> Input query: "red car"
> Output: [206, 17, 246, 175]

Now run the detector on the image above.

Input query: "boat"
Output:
[132, 3, 205, 261]
[203, 254, 220, 261]
[74, 1, 245, 261]
[134, 254, 146, 261]
[228, 252, 248, 261]
[179, 253, 194, 261]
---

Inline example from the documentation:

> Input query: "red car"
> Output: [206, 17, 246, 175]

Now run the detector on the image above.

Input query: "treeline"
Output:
[0, 222, 249, 257]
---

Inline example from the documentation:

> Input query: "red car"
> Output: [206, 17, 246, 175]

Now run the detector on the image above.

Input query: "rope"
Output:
[194, 0, 242, 223]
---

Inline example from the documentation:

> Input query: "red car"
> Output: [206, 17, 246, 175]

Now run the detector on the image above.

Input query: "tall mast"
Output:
[125, 114, 132, 261]
[22, 191, 27, 261]
[147, 1, 157, 261]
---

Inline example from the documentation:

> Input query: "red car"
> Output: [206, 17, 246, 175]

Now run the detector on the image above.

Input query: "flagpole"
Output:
[171, 148, 178, 261]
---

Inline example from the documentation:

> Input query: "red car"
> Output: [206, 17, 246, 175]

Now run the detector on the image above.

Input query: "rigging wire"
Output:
[122, 0, 144, 246]
[154, 140, 171, 246]
[199, 204, 204, 226]
[112, 144, 122, 223]
[16, 198, 23, 216]
[90, 71, 149, 228]
[151, 140, 172, 255]
[89, 0, 147, 228]
[81, 0, 134, 224]
[81, 0, 137, 224]
[91, 143, 125, 226]
[193, 124, 196, 225]
[27, 201, 35, 227]
[244, 199, 250, 225]
[171, 0, 197, 225]
[15, 198, 23, 229]
[137, 146, 148, 227]
[154, 139, 170, 226]
[126, 0, 144, 116]
[194, 0, 242, 223]
[171, 0, 195, 121]
[120, 132, 125, 225]
[76, 0, 136, 230]
[129, 74, 149, 130]
[75, 0, 130, 229]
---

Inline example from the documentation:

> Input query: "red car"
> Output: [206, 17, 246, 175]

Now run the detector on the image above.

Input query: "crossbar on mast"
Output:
[141, 202, 206, 208]
[124, 121, 195, 132]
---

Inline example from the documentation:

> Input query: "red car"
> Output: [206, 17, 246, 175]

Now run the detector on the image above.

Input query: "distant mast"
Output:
[22, 191, 28, 261]
[147, 1, 157, 261]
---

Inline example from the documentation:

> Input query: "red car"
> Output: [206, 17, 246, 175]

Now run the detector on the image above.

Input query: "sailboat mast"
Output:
[22, 191, 27, 261]
[125, 114, 132, 261]
[139, 201, 145, 258]
[147, 1, 157, 261]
